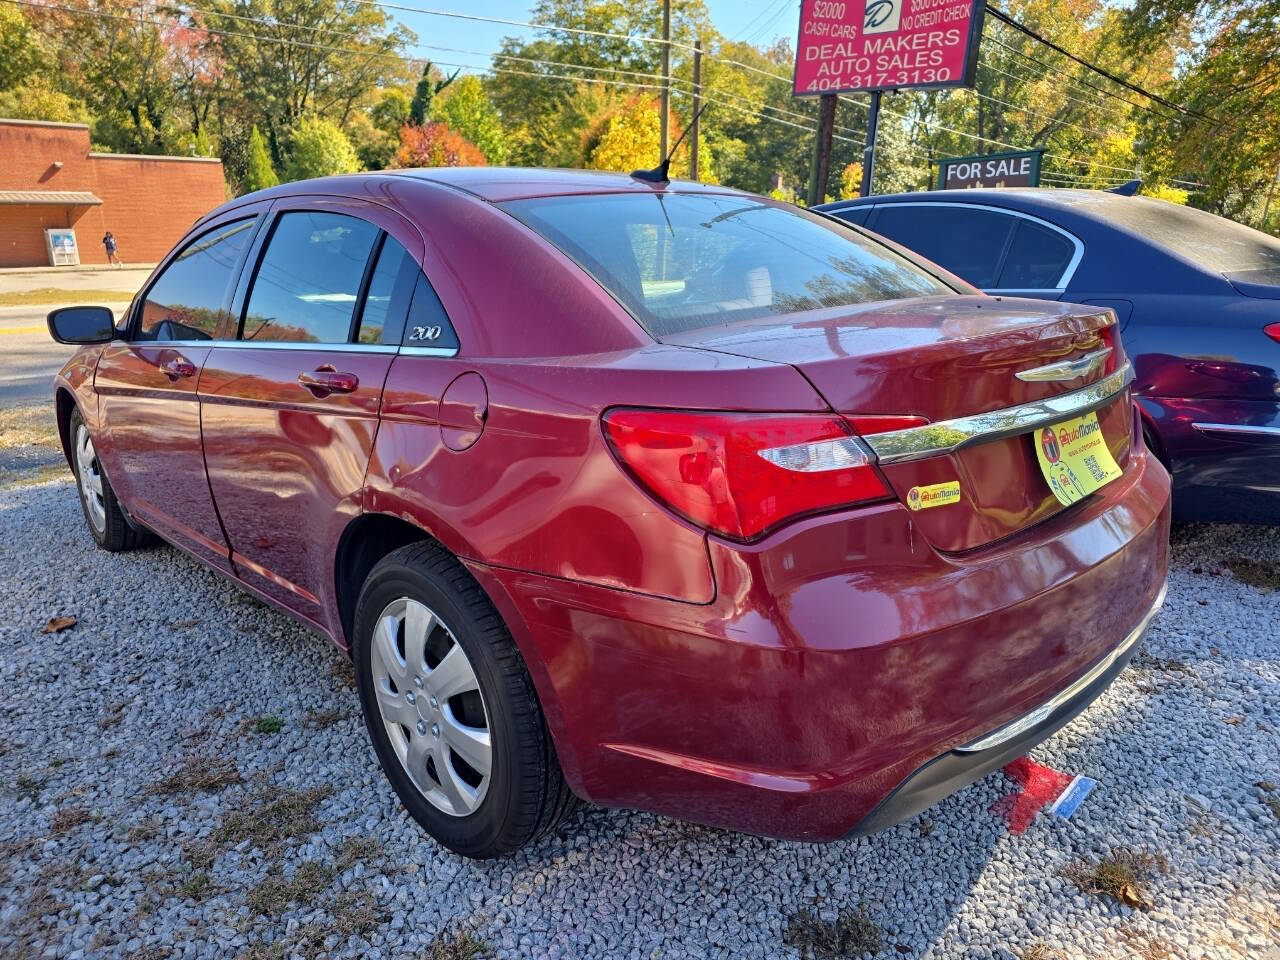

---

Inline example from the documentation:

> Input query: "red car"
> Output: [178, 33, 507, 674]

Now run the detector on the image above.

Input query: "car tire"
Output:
[353, 540, 577, 859]
[68, 408, 151, 552]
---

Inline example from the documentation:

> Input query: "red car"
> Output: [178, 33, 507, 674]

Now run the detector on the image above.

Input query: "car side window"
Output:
[996, 219, 1076, 289]
[402, 273, 460, 352]
[241, 211, 380, 343]
[871, 205, 1015, 288]
[136, 219, 256, 341]
[831, 207, 871, 227]
[356, 235, 418, 345]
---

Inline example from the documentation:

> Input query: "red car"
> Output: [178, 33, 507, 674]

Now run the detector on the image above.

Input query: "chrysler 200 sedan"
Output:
[49, 169, 1170, 858]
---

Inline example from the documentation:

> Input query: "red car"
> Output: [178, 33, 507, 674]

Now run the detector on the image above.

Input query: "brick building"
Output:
[0, 118, 227, 268]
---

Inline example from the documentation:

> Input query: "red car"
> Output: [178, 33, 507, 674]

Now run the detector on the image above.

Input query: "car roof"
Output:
[817, 187, 1159, 223]
[232, 168, 749, 206]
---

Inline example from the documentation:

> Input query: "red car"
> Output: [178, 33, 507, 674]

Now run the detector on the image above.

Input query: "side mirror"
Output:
[47, 306, 116, 344]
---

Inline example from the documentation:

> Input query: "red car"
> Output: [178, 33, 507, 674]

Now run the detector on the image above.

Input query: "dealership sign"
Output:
[937, 149, 1045, 189]
[794, 0, 985, 95]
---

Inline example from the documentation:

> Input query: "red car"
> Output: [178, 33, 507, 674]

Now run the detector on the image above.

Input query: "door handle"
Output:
[160, 357, 197, 380]
[297, 366, 359, 397]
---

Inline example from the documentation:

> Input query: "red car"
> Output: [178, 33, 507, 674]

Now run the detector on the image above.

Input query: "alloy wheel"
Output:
[74, 423, 106, 533]
[369, 597, 492, 817]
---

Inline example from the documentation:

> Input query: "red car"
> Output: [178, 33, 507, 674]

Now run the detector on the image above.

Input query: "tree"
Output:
[409, 62, 458, 126]
[432, 75, 507, 164]
[200, 0, 413, 167]
[244, 125, 279, 191]
[283, 115, 361, 181]
[0, 4, 42, 91]
[581, 95, 713, 180]
[394, 122, 487, 168]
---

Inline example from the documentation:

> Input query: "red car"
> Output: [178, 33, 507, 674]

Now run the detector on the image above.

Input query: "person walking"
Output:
[102, 231, 123, 267]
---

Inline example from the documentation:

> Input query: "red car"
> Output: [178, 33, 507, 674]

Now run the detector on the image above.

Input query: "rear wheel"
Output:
[353, 541, 576, 858]
[69, 408, 150, 552]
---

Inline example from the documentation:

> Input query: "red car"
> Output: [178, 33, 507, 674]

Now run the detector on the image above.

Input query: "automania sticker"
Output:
[906, 480, 961, 511]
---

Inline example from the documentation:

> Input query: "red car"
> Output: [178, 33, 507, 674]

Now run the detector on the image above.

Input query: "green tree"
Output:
[432, 75, 507, 164]
[409, 62, 458, 126]
[201, 0, 413, 167]
[244, 125, 279, 191]
[283, 114, 361, 181]
[0, 4, 42, 91]
[581, 95, 713, 179]
[371, 88, 411, 137]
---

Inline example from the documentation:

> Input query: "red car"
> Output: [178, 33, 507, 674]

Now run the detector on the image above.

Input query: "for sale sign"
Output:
[793, 0, 985, 96]
[938, 149, 1045, 189]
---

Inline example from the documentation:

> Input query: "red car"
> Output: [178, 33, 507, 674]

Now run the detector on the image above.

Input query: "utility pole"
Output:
[1261, 158, 1280, 231]
[690, 40, 702, 180]
[660, 0, 671, 159]
[806, 93, 837, 206]
[858, 90, 883, 198]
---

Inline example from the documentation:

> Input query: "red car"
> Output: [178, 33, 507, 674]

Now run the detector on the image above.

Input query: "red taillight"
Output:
[1099, 321, 1119, 374]
[602, 409, 918, 540]
[1265, 322, 1280, 345]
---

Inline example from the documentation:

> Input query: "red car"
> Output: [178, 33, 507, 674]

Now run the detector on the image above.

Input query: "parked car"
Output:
[50, 170, 1169, 858]
[817, 189, 1280, 523]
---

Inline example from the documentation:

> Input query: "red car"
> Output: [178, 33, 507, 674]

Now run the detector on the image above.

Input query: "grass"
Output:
[0, 404, 59, 450]
[0, 462, 68, 489]
[215, 785, 332, 856]
[1019, 946, 1066, 960]
[427, 924, 489, 960]
[247, 860, 332, 915]
[783, 904, 883, 959]
[251, 715, 284, 735]
[1224, 556, 1280, 591]
[148, 756, 241, 795]
[1062, 847, 1169, 909]
[49, 806, 96, 834]
[304, 707, 342, 730]
[0, 287, 136, 308]
[179, 870, 216, 901]
[15, 772, 44, 800]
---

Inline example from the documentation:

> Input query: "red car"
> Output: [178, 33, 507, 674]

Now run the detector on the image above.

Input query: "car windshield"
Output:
[503, 192, 955, 337]
[1077, 195, 1280, 282]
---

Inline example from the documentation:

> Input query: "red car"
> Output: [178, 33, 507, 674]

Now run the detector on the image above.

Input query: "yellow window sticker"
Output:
[907, 480, 962, 511]
[1034, 411, 1123, 507]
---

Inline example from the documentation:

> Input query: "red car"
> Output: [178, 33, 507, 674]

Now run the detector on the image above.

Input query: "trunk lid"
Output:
[663, 296, 1133, 551]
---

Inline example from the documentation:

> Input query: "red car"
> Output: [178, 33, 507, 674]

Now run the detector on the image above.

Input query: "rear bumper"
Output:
[469, 444, 1172, 841]
[848, 581, 1165, 835]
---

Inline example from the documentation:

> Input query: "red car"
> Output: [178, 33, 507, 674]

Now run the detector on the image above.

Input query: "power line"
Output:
[984, 4, 1215, 124]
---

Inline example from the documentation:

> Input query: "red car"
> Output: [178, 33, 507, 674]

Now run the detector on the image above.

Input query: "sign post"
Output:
[794, 0, 985, 198]
[937, 148, 1045, 189]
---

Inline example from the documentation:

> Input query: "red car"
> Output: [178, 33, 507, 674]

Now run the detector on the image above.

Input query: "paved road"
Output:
[0, 306, 126, 405]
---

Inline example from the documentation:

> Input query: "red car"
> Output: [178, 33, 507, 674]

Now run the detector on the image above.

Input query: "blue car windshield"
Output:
[503, 192, 956, 337]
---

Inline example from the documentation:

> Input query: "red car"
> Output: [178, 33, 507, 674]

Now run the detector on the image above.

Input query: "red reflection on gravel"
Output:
[990, 756, 1075, 835]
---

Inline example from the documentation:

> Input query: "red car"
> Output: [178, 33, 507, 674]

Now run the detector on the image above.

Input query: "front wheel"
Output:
[68, 408, 150, 552]
[353, 541, 577, 858]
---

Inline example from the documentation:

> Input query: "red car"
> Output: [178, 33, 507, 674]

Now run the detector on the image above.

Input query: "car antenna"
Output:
[631, 101, 711, 183]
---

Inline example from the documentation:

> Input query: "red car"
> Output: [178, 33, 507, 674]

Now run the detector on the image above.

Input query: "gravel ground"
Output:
[1, 478, 1277, 960]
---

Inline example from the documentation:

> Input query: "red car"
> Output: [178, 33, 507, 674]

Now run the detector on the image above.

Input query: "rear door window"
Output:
[241, 211, 380, 343]
[356, 235, 418, 345]
[871, 205, 1016, 288]
[996, 219, 1076, 289]
[136, 219, 256, 341]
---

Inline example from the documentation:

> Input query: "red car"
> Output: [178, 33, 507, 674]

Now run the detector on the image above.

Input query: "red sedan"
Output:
[48, 169, 1170, 858]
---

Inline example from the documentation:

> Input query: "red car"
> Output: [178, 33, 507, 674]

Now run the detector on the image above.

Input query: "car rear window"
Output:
[503, 193, 955, 337]
[1082, 195, 1280, 281]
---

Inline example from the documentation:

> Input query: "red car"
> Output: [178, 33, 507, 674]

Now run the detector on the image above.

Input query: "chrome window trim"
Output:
[870, 200, 1085, 290]
[1192, 422, 1280, 439]
[133, 339, 400, 354]
[956, 581, 1166, 753]
[864, 362, 1133, 465]
[399, 345, 460, 357]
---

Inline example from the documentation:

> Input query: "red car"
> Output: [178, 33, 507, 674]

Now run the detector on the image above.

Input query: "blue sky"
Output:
[390, 1, 802, 74]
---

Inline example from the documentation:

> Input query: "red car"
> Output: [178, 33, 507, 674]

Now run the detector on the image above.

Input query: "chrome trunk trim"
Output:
[955, 581, 1166, 754]
[1192, 422, 1280, 439]
[864, 363, 1133, 466]
[1014, 346, 1112, 383]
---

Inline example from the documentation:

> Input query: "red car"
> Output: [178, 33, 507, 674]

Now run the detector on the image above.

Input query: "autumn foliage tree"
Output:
[394, 122, 487, 168]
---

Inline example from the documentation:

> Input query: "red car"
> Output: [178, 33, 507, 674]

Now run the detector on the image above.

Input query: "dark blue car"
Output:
[817, 189, 1280, 523]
